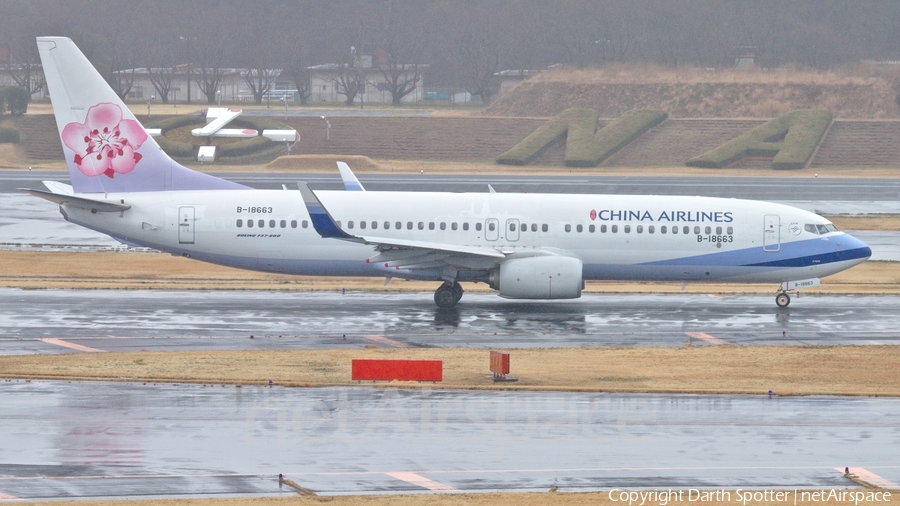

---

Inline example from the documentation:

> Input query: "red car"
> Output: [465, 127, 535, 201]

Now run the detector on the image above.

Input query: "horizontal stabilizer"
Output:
[20, 188, 131, 212]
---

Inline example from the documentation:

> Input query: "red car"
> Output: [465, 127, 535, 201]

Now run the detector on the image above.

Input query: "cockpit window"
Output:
[805, 223, 840, 235]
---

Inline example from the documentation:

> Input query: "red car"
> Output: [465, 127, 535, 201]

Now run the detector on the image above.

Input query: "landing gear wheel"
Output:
[452, 282, 464, 302]
[434, 283, 459, 308]
[775, 292, 791, 308]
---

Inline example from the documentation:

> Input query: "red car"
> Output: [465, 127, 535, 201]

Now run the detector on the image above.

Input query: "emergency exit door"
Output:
[763, 214, 779, 252]
[178, 206, 195, 244]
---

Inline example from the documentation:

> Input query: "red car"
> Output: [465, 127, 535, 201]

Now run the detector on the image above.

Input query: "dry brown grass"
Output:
[17, 491, 897, 506]
[828, 215, 899, 231]
[3, 346, 899, 397]
[531, 63, 900, 86]
[488, 64, 900, 119]
[0, 250, 896, 294]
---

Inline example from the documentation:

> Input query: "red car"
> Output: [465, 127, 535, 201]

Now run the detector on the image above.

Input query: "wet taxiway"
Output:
[2, 289, 900, 356]
[1, 381, 897, 500]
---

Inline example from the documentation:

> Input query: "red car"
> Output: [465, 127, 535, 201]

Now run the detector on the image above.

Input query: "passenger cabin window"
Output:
[565, 224, 571, 233]
[542, 224, 548, 232]
[384, 221, 390, 230]
[520, 223, 526, 232]
[636, 225, 643, 233]
[488, 222, 495, 231]
[649, 225, 654, 234]
[476, 223, 482, 231]
[661, 225, 667, 234]
[441, 222, 447, 230]
[258, 219, 264, 228]
[269, 220, 276, 228]
[407, 222, 413, 230]
[429, 222, 435, 230]
[624, 225, 631, 233]
[347, 221, 354, 229]
[395, 221, 402, 229]
[360, 221, 366, 229]
[693, 226, 699, 234]
[601, 224, 607, 233]
[418, 222, 424, 230]
[452, 223, 458, 231]
[463, 223, 469, 231]
[280, 220, 286, 228]
[531, 223, 537, 232]
[237, 219, 243, 228]
[576, 224, 583, 233]
[727, 226, 733, 234]
[612, 225, 618, 233]
[705, 226, 711, 234]
[589, 224, 595, 233]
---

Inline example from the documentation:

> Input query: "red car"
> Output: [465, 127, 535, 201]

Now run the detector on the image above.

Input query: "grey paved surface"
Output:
[4, 170, 900, 200]
[0, 381, 897, 500]
[2, 289, 900, 355]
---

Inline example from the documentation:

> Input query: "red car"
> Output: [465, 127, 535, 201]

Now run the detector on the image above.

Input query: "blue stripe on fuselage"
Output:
[640, 234, 871, 268]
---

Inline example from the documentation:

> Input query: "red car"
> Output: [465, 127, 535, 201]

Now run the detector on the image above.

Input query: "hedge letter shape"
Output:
[497, 108, 667, 167]
[685, 109, 832, 170]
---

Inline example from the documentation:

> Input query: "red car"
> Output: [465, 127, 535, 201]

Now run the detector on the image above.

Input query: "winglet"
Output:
[298, 182, 354, 239]
[337, 162, 365, 191]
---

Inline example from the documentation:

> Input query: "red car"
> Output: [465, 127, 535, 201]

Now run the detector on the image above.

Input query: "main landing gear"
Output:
[434, 282, 464, 308]
[775, 291, 791, 308]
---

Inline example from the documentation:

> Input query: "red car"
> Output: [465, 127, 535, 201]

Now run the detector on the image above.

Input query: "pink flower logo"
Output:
[61, 103, 148, 179]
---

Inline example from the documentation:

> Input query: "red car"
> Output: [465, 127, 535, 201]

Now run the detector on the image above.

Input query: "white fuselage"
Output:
[60, 189, 870, 285]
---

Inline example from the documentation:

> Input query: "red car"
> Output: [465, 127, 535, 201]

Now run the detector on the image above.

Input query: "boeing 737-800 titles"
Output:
[24, 37, 871, 308]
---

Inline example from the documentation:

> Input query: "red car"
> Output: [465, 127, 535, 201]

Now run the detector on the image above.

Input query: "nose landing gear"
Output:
[775, 291, 791, 308]
[434, 282, 464, 308]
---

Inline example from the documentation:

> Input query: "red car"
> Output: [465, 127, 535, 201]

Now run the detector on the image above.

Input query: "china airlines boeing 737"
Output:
[24, 37, 871, 308]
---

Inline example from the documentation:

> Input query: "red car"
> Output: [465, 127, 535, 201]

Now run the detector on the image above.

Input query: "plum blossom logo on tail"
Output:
[61, 103, 148, 179]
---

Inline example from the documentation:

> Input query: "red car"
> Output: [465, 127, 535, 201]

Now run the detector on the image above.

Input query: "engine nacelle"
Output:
[489, 256, 583, 299]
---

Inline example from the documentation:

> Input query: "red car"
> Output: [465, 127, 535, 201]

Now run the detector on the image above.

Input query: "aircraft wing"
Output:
[337, 162, 365, 191]
[298, 182, 505, 268]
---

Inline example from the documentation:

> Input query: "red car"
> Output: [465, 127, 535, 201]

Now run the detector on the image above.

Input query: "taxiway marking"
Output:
[384, 471, 455, 491]
[685, 332, 730, 345]
[837, 467, 899, 489]
[365, 335, 411, 348]
[40, 338, 107, 353]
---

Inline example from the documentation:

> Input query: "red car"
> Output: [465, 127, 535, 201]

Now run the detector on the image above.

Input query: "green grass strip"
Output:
[686, 109, 832, 170]
[496, 108, 667, 167]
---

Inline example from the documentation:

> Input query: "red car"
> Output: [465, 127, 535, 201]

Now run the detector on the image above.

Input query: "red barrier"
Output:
[490, 350, 510, 375]
[352, 359, 443, 382]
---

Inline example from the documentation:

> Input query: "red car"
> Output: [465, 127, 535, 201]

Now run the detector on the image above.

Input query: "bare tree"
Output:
[243, 68, 280, 105]
[452, 8, 511, 105]
[285, 49, 313, 105]
[328, 24, 369, 106]
[371, 1, 429, 105]
[0, 1, 52, 99]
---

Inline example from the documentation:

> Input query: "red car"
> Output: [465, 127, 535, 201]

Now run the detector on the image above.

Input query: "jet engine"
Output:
[489, 256, 583, 299]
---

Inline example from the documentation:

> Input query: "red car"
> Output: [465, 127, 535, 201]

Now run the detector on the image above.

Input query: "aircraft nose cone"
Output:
[843, 233, 872, 260]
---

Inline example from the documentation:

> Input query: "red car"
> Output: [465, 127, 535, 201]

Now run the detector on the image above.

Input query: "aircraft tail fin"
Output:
[36, 36, 247, 194]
